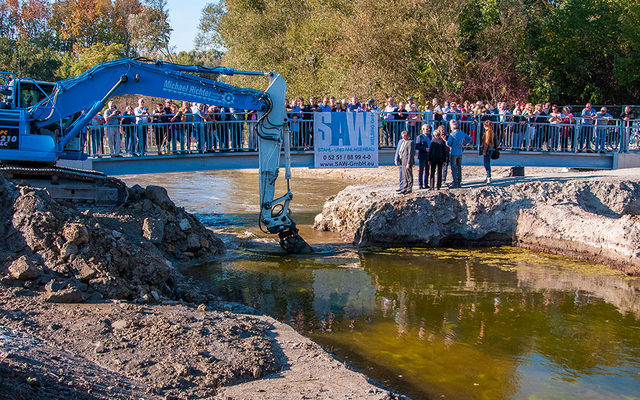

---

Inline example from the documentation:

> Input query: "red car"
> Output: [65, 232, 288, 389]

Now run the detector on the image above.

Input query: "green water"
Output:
[122, 171, 640, 400]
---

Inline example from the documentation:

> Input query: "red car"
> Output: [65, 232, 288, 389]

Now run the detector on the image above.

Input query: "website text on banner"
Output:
[313, 112, 379, 168]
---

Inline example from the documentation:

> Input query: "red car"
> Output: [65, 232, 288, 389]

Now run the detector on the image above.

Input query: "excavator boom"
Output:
[0, 58, 311, 253]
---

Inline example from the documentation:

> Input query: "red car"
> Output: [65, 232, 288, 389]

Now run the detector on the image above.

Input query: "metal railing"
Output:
[83, 112, 640, 157]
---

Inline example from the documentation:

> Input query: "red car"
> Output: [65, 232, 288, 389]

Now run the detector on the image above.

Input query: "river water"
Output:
[121, 170, 640, 400]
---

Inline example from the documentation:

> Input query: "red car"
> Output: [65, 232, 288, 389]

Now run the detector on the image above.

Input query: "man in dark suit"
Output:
[396, 130, 415, 194]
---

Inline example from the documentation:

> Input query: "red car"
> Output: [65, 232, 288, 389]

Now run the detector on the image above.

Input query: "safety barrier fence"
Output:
[83, 112, 640, 157]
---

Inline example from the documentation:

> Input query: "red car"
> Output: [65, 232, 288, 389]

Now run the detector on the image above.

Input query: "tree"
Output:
[127, 0, 172, 59]
[56, 42, 125, 78]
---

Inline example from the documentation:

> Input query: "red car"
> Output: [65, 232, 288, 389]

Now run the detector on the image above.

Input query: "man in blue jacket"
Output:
[446, 120, 473, 188]
[415, 124, 431, 189]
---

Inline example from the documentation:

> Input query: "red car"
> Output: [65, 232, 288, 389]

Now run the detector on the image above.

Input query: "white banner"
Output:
[313, 112, 379, 168]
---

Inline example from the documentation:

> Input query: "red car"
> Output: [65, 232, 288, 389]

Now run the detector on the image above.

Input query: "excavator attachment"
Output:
[257, 72, 312, 254]
[278, 225, 313, 254]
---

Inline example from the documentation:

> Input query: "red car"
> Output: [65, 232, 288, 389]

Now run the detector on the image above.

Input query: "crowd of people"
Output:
[394, 119, 497, 194]
[286, 96, 638, 153]
[85, 96, 638, 167]
[86, 98, 258, 157]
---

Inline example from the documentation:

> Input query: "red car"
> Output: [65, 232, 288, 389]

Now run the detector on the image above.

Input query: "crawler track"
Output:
[0, 163, 128, 205]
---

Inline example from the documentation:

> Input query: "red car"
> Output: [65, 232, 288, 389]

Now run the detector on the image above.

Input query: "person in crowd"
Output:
[290, 113, 301, 148]
[522, 103, 535, 150]
[383, 97, 397, 146]
[364, 98, 380, 114]
[428, 126, 446, 190]
[442, 100, 453, 134]
[497, 102, 511, 146]
[547, 104, 563, 151]
[433, 98, 443, 128]
[347, 96, 361, 112]
[88, 111, 104, 157]
[485, 102, 498, 121]
[395, 101, 407, 144]
[511, 105, 524, 150]
[405, 96, 417, 112]
[469, 103, 482, 145]
[227, 107, 243, 150]
[440, 125, 450, 183]
[247, 109, 258, 150]
[291, 98, 302, 116]
[319, 97, 332, 112]
[121, 105, 136, 155]
[134, 98, 150, 155]
[460, 101, 470, 136]
[180, 101, 193, 152]
[162, 99, 173, 152]
[170, 102, 186, 153]
[423, 104, 433, 131]
[446, 119, 472, 188]
[396, 130, 415, 195]
[394, 127, 406, 192]
[415, 124, 431, 189]
[595, 106, 613, 152]
[533, 103, 547, 151]
[407, 103, 421, 139]
[303, 97, 320, 148]
[329, 96, 338, 111]
[104, 101, 121, 156]
[620, 106, 636, 152]
[560, 106, 574, 151]
[579, 103, 597, 152]
[190, 102, 205, 151]
[481, 120, 496, 184]
[152, 102, 167, 154]
[284, 98, 292, 114]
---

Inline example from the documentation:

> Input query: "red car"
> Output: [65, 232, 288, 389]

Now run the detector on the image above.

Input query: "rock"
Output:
[63, 223, 89, 245]
[45, 280, 68, 292]
[111, 319, 130, 331]
[145, 185, 174, 210]
[314, 179, 640, 274]
[508, 166, 525, 177]
[70, 258, 97, 281]
[43, 287, 86, 303]
[150, 290, 160, 302]
[142, 218, 164, 243]
[8, 256, 42, 280]
[112, 230, 122, 239]
[59, 242, 78, 260]
[186, 234, 200, 251]
[174, 363, 189, 377]
[179, 218, 191, 232]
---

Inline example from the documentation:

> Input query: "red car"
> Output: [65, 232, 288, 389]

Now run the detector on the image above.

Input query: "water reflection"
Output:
[183, 247, 640, 400]
[122, 171, 640, 400]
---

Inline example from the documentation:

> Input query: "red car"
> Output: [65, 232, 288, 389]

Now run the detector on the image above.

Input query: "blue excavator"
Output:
[0, 58, 312, 253]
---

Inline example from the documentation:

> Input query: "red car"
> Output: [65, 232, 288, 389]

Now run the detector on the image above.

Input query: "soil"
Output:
[0, 173, 406, 400]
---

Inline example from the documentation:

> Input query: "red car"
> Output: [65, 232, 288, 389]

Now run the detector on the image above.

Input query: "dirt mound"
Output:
[0, 173, 224, 303]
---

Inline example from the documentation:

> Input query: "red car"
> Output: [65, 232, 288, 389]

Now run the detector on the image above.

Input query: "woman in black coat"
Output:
[429, 126, 447, 189]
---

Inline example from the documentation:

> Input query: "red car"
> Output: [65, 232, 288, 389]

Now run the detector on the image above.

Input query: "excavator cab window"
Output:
[17, 81, 56, 109]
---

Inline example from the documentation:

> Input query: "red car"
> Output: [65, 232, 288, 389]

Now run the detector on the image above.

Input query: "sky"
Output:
[166, 0, 212, 53]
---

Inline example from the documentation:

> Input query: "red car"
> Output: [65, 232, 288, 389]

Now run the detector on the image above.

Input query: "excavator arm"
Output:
[0, 58, 312, 253]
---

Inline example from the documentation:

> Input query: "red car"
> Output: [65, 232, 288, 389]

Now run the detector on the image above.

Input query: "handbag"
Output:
[491, 148, 500, 160]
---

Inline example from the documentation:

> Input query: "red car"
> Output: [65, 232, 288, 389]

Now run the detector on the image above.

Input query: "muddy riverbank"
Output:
[0, 173, 405, 399]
